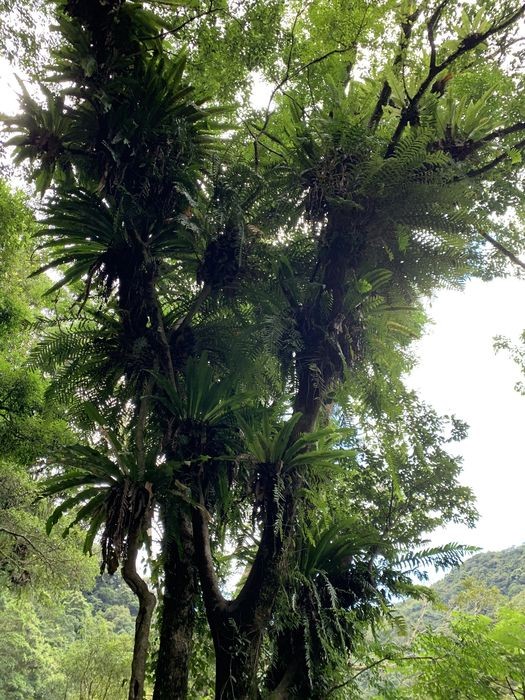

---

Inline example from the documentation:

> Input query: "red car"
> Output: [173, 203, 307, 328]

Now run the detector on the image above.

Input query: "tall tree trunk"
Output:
[193, 491, 288, 700]
[153, 505, 196, 700]
[122, 520, 157, 700]
[213, 617, 263, 700]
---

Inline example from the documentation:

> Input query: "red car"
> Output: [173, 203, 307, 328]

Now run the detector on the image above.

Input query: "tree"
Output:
[0, 178, 97, 592]
[376, 605, 525, 699]
[3, 0, 525, 697]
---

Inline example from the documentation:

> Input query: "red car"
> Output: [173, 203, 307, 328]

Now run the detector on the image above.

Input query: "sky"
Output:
[1, 56, 524, 559]
[408, 277, 525, 555]
[1, 56, 24, 116]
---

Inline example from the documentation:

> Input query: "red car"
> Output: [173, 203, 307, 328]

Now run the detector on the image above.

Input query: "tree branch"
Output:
[326, 655, 444, 696]
[172, 283, 211, 334]
[192, 485, 228, 618]
[369, 6, 422, 131]
[427, 0, 452, 71]
[385, 3, 525, 156]
[121, 517, 156, 700]
[465, 136, 525, 178]
[141, 1, 221, 42]
[251, 23, 354, 160]
[480, 121, 525, 145]
[250, 7, 305, 164]
[292, 45, 356, 78]
[505, 677, 520, 700]
[0, 526, 52, 565]
[477, 229, 525, 271]
[445, 122, 525, 162]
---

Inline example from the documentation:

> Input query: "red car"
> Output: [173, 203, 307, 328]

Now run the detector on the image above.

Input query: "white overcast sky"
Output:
[408, 278, 525, 554]
[1, 57, 524, 558]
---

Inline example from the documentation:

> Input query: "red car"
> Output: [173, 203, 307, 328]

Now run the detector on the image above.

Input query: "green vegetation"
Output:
[399, 544, 525, 627]
[435, 544, 525, 603]
[0, 576, 135, 700]
[360, 546, 525, 698]
[1, 0, 524, 698]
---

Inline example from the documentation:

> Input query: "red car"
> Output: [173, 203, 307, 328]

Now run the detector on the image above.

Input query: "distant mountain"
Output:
[434, 543, 525, 602]
[398, 544, 525, 630]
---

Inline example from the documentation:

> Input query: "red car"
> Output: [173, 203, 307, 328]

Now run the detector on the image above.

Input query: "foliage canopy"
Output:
[1, 0, 525, 697]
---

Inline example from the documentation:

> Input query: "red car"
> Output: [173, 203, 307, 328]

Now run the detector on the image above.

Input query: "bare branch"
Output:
[505, 677, 520, 700]
[249, 7, 304, 167]
[292, 45, 355, 78]
[249, 4, 356, 161]
[427, 0, 453, 70]
[369, 6, 422, 131]
[477, 229, 525, 272]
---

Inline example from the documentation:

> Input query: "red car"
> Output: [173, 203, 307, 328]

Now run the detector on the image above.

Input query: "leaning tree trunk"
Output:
[153, 504, 197, 700]
[122, 520, 157, 700]
[210, 393, 323, 698]
[192, 483, 292, 700]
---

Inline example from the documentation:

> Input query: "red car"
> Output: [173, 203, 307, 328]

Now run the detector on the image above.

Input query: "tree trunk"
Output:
[265, 626, 306, 699]
[153, 505, 196, 700]
[122, 521, 157, 700]
[200, 517, 284, 700]
[214, 618, 263, 700]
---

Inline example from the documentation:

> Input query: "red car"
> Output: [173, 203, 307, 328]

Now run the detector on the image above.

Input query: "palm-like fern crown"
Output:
[42, 403, 158, 574]
[5, 1, 219, 328]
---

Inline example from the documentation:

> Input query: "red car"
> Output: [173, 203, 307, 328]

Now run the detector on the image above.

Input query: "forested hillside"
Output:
[360, 545, 525, 698]
[399, 544, 525, 626]
[435, 544, 525, 602]
[0, 575, 136, 699]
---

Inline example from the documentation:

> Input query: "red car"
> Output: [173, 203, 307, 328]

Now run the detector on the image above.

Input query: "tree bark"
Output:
[121, 520, 157, 700]
[153, 504, 197, 700]
[192, 472, 299, 700]
[213, 618, 263, 700]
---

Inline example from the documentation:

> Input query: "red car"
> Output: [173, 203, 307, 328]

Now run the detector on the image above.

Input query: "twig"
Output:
[250, 7, 305, 164]
[141, 1, 221, 42]
[250, 0, 355, 160]
[369, 6, 422, 131]
[326, 654, 443, 696]
[0, 527, 53, 566]
[505, 677, 519, 700]
[477, 228, 525, 272]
